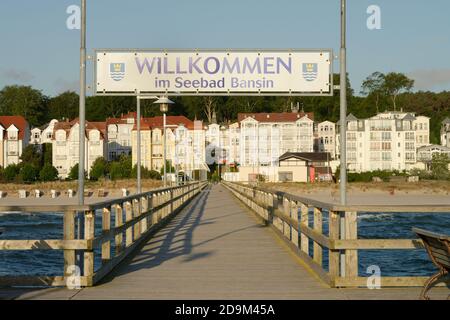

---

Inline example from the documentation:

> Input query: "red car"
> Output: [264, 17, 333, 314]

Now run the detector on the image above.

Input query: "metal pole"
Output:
[339, 0, 347, 205]
[78, 0, 86, 206]
[163, 112, 167, 187]
[137, 95, 141, 193]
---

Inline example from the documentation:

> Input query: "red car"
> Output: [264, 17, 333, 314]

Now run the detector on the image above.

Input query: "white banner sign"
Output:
[95, 50, 332, 96]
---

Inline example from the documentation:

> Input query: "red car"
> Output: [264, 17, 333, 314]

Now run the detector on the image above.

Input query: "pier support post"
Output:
[344, 211, 358, 278]
[101, 207, 111, 264]
[329, 211, 340, 282]
[84, 210, 95, 285]
[313, 208, 323, 266]
[63, 210, 76, 277]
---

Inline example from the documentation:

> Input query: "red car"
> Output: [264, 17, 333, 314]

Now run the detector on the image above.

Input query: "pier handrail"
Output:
[222, 181, 450, 288]
[0, 181, 208, 287]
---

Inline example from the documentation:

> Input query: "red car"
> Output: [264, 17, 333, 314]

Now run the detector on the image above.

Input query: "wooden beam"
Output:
[313, 207, 323, 266]
[344, 211, 358, 278]
[328, 210, 340, 281]
[333, 239, 424, 250]
[84, 211, 95, 280]
[101, 207, 111, 264]
[0, 239, 91, 251]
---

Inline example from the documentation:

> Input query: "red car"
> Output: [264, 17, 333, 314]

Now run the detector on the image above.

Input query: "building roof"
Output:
[106, 112, 137, 125]
[53, 118, 107, 139]
[417, 144, 450, 152]
[238, 112, 314, 123]
[279, 152, 332, 163]
[132, 116, 200, 131]
[402, 113, 416, 121]
[442, 117, 450, 124]
[0, 115, 29, 139]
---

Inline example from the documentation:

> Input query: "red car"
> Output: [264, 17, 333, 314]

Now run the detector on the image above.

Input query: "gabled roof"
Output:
[442, 117, 450, 124]
[402, 113, 416, 121]
[238, 112, 314, 123]
[53, 119, 107, 139]
[0, 116, 29, 139]
[132, 116, 199, 131]
[279, 152, 332, 163]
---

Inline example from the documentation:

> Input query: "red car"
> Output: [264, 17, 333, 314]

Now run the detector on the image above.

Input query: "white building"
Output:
[52, 119, 107, 178]
[417, 144, 450, 170]
[315, 120, 336, 159]
[238, 111, 314, 167]
[0, 116, 30, 168]
[441, 118, 450, 148]
[336, 111, 429, 173]
[106, 112, 136, 161]
[30, 119, 58, 147]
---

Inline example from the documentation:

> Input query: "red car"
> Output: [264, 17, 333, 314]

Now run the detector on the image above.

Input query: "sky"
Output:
[0, 0, 449, 97]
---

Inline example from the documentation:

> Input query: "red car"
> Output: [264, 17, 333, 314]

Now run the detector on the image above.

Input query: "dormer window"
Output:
[8, 131, 17, 140]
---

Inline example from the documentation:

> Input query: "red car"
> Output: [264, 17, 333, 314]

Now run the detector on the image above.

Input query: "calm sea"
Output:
[0, 210, 450, 277]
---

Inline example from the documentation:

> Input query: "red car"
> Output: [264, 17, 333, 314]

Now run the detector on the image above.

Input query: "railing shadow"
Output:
[98, 186, 212, 283]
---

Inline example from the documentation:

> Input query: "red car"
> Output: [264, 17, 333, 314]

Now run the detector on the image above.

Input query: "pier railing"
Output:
[223, 181, 450, 288]
[0, 181, 207, 287]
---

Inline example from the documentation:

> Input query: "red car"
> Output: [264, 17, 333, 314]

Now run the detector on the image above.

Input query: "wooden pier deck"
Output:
[1, 184, 449, 300]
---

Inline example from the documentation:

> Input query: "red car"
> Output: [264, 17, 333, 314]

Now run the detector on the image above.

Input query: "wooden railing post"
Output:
[125, 201, 133, 247]
[114, 204, 123, 255]
[133, 199, 141, 241]
[344, 211, 358, 278]
[283, 197, 291, 239]
[313, 207, 323, 266]
[141, 196, 149, 233]
[300, 203, 309, 255]
[84, 210, 95, 284]
[291, 201, 299, 247]
[101, 206, 111, 264]
[328, 210, 340, 282]
[63, 210, 76, 277]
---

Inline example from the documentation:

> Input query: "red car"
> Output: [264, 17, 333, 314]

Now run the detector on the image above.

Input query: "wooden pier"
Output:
[0, 183, 449, 300]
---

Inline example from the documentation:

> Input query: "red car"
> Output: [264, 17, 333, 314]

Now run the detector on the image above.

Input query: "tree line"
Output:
[0, 72, 449, 144]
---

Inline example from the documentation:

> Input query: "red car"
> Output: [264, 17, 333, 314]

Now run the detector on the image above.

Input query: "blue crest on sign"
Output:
[110, 63, 125, 81]
[302, 63, 318, 82]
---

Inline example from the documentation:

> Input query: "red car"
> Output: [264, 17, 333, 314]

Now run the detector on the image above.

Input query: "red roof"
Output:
[53, 118, 107, 139]
[0, 116, 29, 140]
[106, 112, 137, 125]
[132, 116, 200, 130]
[238, 112, 314, 123]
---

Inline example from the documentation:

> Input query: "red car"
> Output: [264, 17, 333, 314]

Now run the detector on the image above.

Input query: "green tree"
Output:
[68, 163, 86, 180]
[131, 165, 162, 180]
[3, 164, 20, 182]
[109, 162, 123, 180]
[0, 85, 47, 126]
[383, 73, 414, 111]
[48, 91, 79, 120]
[430, 153, 450, 180]
[39, 163, 59, 181]
[89, 157, 107, 181]
[19, 164, 39, 183]
[160, 160, 175, 176]
[361, 72, 385, 113]
[42, 143, 52, 165]
[20, 144, 43, 169]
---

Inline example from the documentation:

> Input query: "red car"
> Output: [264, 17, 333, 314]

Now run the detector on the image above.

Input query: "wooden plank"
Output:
[344, 211, 358, 278]
[133, 199, 141, 241]
[313, 207, 323, 266]
[141, 196, 148, 233]
[114, 204, 123, 255]
[63, 210, 76, 277]
[83, 211, 95, 281]
[328, 210, 340, 280]
[0, 239, 91, 250]
[291, 201, 299, 247]
[0, 276, 90, 287]
[300, 203, 309, 255]
[299, 223, 331, 249]
[334, 276, 450, 288]
[333, 239, 424, 250]
[101, 207, 111, 264]
[125, 201, 133, 247]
